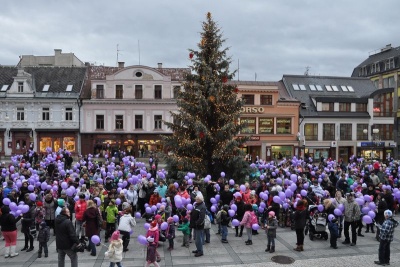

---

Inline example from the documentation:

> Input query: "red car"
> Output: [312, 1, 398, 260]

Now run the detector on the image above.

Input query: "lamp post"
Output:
[297, 132, 302, 158]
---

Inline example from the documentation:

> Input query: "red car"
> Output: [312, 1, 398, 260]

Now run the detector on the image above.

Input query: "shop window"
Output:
[135, 115, 143, 129]
[0, 137, 2, 152]
[323, 124, 335, 140]
[116, 85, 123, 99]
[115, 115, 124, 129]
[154, 115, 162, 129]
[54, 139, 61, 152]
[271, 146, 293, 160]
[339, 103, 351, 112]
[356, 103, 367, 112]
[154, 85, 162, 99]
[276, 118, 291, 134]
[321, 103, 333, 111]
[96, 115, 104, 129]
[65, 108, 73, 121]
[40, 137, 52, 152]
[258, 118, 274, 134]
[304, 123, 318, 140]
[42, 107, 50, 121]
[17, 107, 25, 120]
[240, 117, 256, 134]
[357, 124, 368, 140]
[96, 85, 104, 99]
[242, 94, 254, 105]
[260, 95, 272, 105]
[135, 85, 143, 99]
[63, 137, 75, 152]
[340, 124, 352, 140]
[173, 86, 181, 99]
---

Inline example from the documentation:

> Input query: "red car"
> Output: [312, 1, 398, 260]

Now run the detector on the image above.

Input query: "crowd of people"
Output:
[0, 151, 399, 266]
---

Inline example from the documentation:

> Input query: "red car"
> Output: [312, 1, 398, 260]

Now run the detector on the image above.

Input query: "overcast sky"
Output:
[1, 0, 399, 81]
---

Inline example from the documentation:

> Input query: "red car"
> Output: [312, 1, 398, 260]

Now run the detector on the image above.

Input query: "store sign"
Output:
[240, 106, 265, 113]
[360, 142, 385, 147]
[249, 136, 260, 141]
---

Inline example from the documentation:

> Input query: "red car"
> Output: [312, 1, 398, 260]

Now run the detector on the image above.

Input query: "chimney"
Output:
[54, 49, 62, 55]
[381, 44, 392, 52]
[118, 62, 125, 68]
[158, 63, 162, 69]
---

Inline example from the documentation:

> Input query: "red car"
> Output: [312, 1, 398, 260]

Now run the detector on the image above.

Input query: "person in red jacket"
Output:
[74, 194, 87, 241]
[149, 190, 161, 206]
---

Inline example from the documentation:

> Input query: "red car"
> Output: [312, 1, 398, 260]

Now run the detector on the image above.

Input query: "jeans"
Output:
[109, 262, 122, 267]
[58, 249, 78, 267]
[267, 235, 275, 246]
[75, 220, 84, 239]
[168, 238, 174, 248]
[221, 225, 228, 240]
[194, 229, 204, 253]
[88, 239, 96, 255]
[183, 234, 189, 247]
[39, 241, 48, 255]
[344, 221, 357, 244]
[203, 229, 210, 243]
[246, 227, 252, 241]
[119, 230, 130, 250]
[379, 240, 391, 264]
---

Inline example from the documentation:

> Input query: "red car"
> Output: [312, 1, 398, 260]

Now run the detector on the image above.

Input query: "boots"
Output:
[38, 253, 42, 258]
[21, 240, 28, 251]
[294, 245, 302, 251]
[239, 226, 243, 237]
[4, 246, 10, 258]
[265, 245, 270, 252]
[270, 246, 275, 253]
[300, 245, 304, 251]
[10, 246, 19, 258]
[235, 227, 239, 237]
[245, 240, 252, 245]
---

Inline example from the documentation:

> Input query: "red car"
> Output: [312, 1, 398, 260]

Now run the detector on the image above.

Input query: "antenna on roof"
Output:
[304, 66, 310, 76]
[116, 44, 122, 66]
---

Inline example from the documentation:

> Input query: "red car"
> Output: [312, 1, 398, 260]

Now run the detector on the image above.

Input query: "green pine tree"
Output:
[163, 12, 249, 182]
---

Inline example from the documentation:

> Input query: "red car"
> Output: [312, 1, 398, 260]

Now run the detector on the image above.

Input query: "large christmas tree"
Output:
[163, 12, 249, 181]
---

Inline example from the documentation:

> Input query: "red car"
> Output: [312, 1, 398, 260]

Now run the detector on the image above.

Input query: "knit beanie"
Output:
[110, 230, 120, 241]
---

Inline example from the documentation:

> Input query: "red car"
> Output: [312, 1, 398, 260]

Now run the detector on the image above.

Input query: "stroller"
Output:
[305, 205, 328, 240]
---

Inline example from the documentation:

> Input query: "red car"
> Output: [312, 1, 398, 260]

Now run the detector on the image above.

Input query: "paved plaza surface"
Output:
[1, 216, 400, 267]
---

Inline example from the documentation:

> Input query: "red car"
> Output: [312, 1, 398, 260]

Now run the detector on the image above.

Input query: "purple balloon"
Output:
[252, 224, 260, 230]
[9, 202, 18, 212]
[318, 204, 324, 212]
[116, 198, 121, 205]
[328, 214, 335, 222]
[334, 208, 342, 216]
[91, 235, 100, 245]
[138, 235, 148, 245]
[161, 222, 168, 230]
[173, 215, 179, 222]
[61, 182, 68, 189]
[355, 198, 365, 206]
[144, 223, 150, 230]
[211, 206, 217, 212]
[21, 205, 30, 214]
[135, 212, 141, 219]
[146, 207, 152, 214]
[362, 215, 372, 224]
[2, 198, 11, 206]
[300, 190, 307, 197]
[232, 219, 240, 227]
[230, 204, 237, 211]
[151, 205, 157, 212]
[215, 195, 220, 201]
[187, 204, 193, 210]
[210, 198, 217, 204]
[273, 196, 281, 204]
[228, 209, 235, 217]
[362, 207, 370, 214]
[240, 185, 246, 192]
[229, 179, 234, 185]
[29, 193, 36, 202]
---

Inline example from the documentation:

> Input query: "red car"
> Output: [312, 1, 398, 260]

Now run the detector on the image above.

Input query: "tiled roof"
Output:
[0, 66, 87, 96]
[282, 75, 377, 117]
[158, 68, 190, 81]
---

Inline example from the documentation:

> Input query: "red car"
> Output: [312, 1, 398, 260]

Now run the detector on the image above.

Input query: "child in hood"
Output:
[265, 211, 278, 253]
[37, 221, 50, 258]
[105, 230, 123, 267]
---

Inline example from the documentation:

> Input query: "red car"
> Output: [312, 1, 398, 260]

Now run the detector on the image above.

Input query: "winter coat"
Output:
[240, 211, 253, 228]
[105, 239, 123, 263]
[38, 225, 50, 243]
[190, 201, 206, 230]
[105, 205, 119, 223]
[21, 205, 35, 233]
[146, 228, 160, 245]
[82, 207, 100, 238]
[177, 222, 190, 235]
[266, 217, 278, 238]
[376, 199, 388, 224]
[344, 199, 361, 222]
[0, 207, 20, 232]
[74, 200, 87, 221]
[293, 208, 308, 230]
[165, 223, 175, 239]
[220, 190, 234, 206]
[235, 200, 245, 220]
[44, 198, 57, 221]
[55, 213, 79, 250]
[328, 221, 339, 238]
[126, 189, 138, 206]
[220, 210, 231, 226]
[156, 185, 167, 198]
[118, 214, 136, 232]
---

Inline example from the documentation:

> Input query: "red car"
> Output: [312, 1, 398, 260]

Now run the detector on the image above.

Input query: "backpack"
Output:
[250, 211, 258, 225]
[215, 210, 223, 223]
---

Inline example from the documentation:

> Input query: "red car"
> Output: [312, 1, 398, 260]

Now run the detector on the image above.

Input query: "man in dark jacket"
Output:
[190, 195, 206, 257]
[220, 185, 233, 206]
[55, 207, 79, 267]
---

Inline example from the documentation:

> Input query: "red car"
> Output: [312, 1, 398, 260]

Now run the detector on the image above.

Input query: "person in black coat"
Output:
[55, 207, 80, 267]
[220, 185, 233, 206]
[21, 200, 35, 252]
[375, 193, 388, 240]
[234, 197, 245, 237]
[0, 206, 22, 257]
[293, 199, 308, 252]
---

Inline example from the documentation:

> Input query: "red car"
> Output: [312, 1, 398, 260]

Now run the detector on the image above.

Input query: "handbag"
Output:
[101, 220, 107, 230]
[71, 242, 84, 252]
[29, 225, 37, 238]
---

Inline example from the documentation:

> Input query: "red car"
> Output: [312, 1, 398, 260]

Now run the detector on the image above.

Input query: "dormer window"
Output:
[66, 85, 73, 92]
[43, 85, 50, 92]
[1, 85, 8, 91]
[18, 82, 24, 92]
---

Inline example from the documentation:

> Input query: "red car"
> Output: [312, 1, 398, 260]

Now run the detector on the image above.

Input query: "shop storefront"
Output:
[338, 146, 353, 163]
[0, 129, 5, 157]
[304, 147, 330, 162]
[357, 142, 392, 162]
[11, 129, 31, 155]
[36, 130, 78, 155]
[271, 145, 293, 160]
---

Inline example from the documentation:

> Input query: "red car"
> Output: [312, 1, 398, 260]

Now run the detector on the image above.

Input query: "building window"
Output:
[116, 85, 123, 99]
[17, 107, 25, 121]
[374, 92, 393, 117]
[135, 115, 143, 129]
[135, 85, 143, 99]
[96, 85, 104, 99]
[321, 103, 334, 111]
[154, 115, 162, 129]
[96, 115, 104, 129]
[340, 124, 352, 140]
[65, 107, 73, 121]
[18, 82, 24, 92]
[63, 137, 75, 152]
[115, 115, 123, 129]
[240, 117, 256, 134]
[173, 86, 181, 99]
[323, 124, 335, 140]
[258, 118, 274, 134]
[304, 123, 318, 141]
[385, 58, 395, 70]
[339, 103, 351, 112]
[383, 76, 395, 88]
[356, 103, 367, 112]
[375, 124, 393, 140]
[276, 118, 291, 134]
[260, 95, 272, 105]
[242, 94, 255, 105]
[154, 85, 162, 99]
[42, 107, 50, 121]
[357, 124, 368, 140]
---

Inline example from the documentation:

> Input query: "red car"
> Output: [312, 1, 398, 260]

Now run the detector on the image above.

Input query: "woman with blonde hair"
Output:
[83, 200, 101, 256]
[333, 191, 346, 237]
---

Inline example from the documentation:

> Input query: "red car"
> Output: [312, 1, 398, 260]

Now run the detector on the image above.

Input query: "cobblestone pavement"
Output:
[1, 216, 400, 267]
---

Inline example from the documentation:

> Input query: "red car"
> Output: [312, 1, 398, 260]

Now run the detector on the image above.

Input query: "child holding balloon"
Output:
[105, 231, 124, 267]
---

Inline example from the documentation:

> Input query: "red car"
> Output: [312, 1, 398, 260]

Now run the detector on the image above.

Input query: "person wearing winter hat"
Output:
[375, 210, 399, 265]
[265, 211, 278, 253]
[55, 199, 65, 217]
[105, 230, 124, 267]
[146, 221, 161, 263]
[145, 234, 160, 267]
[37, 221, 50, 258]
[118, 202, 136, 252]
[104, 198, 118, 243]
[165, 217, 176, 250]
[293, 200, 308, 252]
[0, 206, 21, 258]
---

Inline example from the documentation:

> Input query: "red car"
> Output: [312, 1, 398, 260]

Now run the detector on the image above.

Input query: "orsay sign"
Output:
[240, 106, 265, 113]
